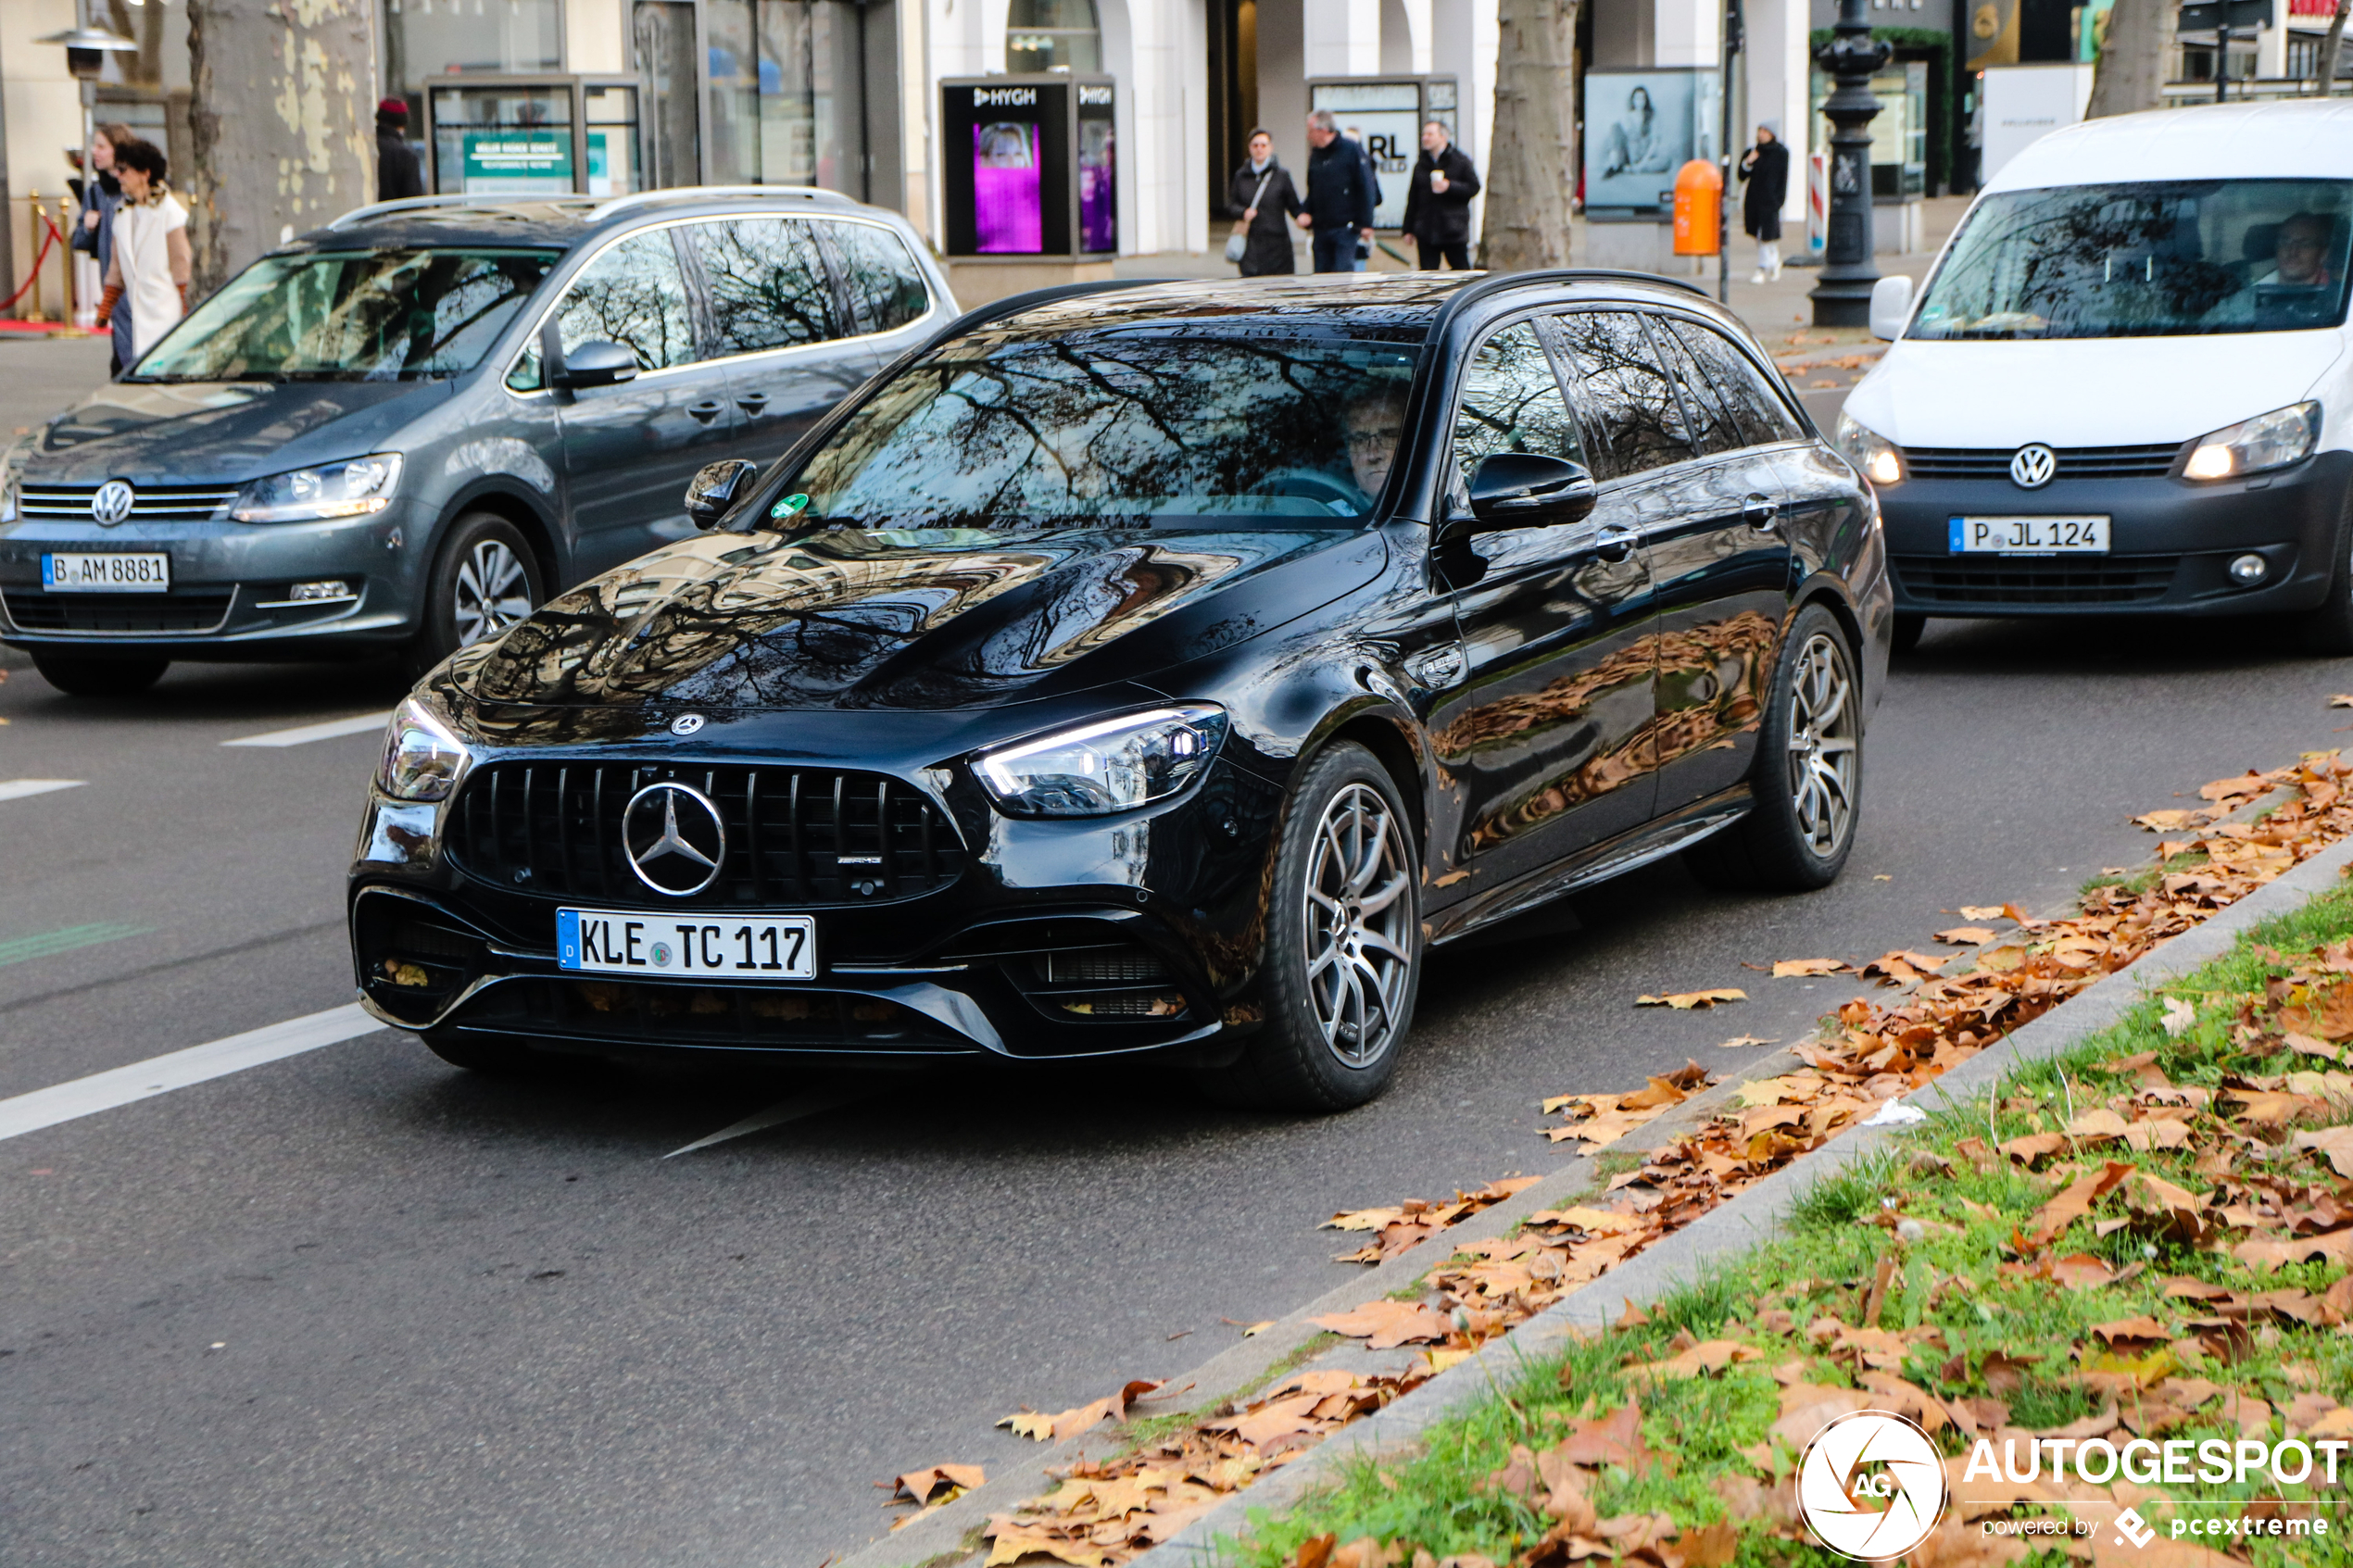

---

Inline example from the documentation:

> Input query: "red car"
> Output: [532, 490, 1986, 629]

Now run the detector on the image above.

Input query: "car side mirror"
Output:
[1869, 275, 1914, 342]
[555, 339, 639, 389]
[685, 459, 761, 529]
[1464, 453, 1597, 532]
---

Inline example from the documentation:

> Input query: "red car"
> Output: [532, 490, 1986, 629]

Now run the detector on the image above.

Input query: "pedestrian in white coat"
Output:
[97, 141, 191, 368]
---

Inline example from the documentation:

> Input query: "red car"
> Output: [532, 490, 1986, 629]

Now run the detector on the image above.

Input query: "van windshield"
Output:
[132, 247, 560, 382]
[1911, 179, 2352, 339]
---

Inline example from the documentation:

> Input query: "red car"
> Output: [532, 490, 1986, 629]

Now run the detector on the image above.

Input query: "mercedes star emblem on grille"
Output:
[90, 480, 135, 526]
[669, 713, 705, 736]
[2008, 444, 2057, 489]
[623, 782, 725, 896]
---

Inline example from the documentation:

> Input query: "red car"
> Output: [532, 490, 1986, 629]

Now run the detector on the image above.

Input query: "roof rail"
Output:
[1428, 266, 1714, 338]
[323, 193, 574, 231]
[587, 184, 859, 221]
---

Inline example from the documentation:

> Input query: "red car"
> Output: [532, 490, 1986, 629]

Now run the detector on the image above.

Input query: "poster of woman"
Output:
[1582, 71, 1713, 219]
[975, 121, 1044, 253]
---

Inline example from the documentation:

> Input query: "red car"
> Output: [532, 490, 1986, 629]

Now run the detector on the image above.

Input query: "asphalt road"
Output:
[5, 345, 2349, 1566]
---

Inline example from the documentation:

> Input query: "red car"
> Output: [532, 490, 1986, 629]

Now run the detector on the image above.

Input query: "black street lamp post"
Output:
[1807, 0, 1890, 327]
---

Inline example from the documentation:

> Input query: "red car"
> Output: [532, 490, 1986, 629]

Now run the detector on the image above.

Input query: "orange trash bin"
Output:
[1672, 158, 1722, 257]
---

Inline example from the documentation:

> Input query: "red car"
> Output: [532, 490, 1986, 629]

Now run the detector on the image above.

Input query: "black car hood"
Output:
[456, 523, 1388, 712]
[27, 380, 442, 484]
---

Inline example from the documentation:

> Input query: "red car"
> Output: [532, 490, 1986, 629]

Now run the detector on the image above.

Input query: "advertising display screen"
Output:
[1078, 82, 1117, 255]
[974, 120, 1044, 253]
[941, 77, 1114, 259]
[1583, 69, 1720, 219]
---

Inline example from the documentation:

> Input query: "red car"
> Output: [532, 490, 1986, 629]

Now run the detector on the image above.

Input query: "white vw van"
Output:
[1839, 99, 2353, 652]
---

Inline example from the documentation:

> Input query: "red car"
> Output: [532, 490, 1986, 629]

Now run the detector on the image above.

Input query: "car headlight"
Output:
[973, 705, 1229, 818]
[1834, 411, 1904, 486]
[2182, 403, 2320, 482]
[232, 453, 403, 522]
[377, 694, 473, 802]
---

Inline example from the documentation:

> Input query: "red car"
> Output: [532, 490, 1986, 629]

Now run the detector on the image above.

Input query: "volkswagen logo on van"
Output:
[2008, 445, 2057, 490]
[90, 480, 136, 526]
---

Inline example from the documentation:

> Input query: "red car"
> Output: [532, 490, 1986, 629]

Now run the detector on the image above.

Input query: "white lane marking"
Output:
[0, 1003, 384, 1144]
[221, 711, 393, 748]
[662, 1085, 871, 1158]
[0, 779, 85, 802]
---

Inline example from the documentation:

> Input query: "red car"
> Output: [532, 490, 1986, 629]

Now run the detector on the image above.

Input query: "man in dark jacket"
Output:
[1400, 120, 1480, 270]
[377, 98, 426, 201]
[1294, 110, 1376, 273]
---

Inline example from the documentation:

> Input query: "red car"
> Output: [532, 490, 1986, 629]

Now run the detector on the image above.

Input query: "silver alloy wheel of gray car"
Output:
[452, 538, 533, 647]
[1303, 781, 1416, 1067]
[1785, 629, 1859, 858]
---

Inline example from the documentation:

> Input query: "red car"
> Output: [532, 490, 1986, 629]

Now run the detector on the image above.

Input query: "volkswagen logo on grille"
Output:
[2008, 444, 2057, 489]
[623, 782, 725, 896]
[90, 480, 135, 526]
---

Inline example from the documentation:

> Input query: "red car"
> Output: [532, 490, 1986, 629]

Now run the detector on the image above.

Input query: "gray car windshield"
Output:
[133, 247, 560, 381]
[1912, 179, 2352, 339]
[786, 332, 1421, 529]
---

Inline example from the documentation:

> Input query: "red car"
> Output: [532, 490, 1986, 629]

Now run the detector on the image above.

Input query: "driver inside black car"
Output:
[1339, 382, 1410, 506]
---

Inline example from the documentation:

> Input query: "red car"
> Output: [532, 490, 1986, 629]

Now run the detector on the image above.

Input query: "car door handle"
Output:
[686, 399, 726, 424]
[1743, 495, 1780, 532]
[736, 392, 770, 415]
[1595, 526, 1637, 562]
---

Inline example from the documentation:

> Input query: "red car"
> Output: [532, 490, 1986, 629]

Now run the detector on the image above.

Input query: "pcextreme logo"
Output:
[1795, 1410, 1949, 1560]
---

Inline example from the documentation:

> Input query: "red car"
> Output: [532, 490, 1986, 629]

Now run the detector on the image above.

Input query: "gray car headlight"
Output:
[1834, 410, 1904, 486]
[973, 705, 1228, 818]
[2182, 402, 2320, 482]
[232, 453, 403, 522]
[377, 694, 474, 802]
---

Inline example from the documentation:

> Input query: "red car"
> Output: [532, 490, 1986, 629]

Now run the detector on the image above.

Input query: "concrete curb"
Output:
[1128, 832, 2353, 1568]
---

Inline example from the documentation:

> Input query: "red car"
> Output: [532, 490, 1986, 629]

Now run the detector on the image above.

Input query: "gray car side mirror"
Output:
[685, 459, 761, 529]
[1464, 453, 1598, 532]
[556, 340, 639, 389]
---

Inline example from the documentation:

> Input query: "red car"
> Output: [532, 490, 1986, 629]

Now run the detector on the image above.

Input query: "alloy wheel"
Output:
[1302, 782, 1415, 1067]
[452, 539, 531, 647]
[1785, 631, 1859, 857]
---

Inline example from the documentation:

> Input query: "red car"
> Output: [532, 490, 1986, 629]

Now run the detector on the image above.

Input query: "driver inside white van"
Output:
[2260, 212, 2339, 289]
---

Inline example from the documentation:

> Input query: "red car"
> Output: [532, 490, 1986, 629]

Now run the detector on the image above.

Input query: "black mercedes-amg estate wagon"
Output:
[349, 271, 1893, 1110]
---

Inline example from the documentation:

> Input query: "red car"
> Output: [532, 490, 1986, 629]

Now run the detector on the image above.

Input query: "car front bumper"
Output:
[1878, 451, 2353, 618]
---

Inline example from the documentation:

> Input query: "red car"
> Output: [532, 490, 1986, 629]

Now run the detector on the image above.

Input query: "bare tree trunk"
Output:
[1479, 0, 1579, 272]
[2317, 0, 2352, 95]
[185, 0, 376, 296]
[2085, 0, 2180, 118]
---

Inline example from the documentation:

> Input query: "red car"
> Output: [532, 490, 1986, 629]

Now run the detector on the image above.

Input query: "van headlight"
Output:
[233, 453, 403, 522]
[1835, 411, 1905, 486]
[2182, 403, 2320, 482]
[377, 694, 474, 802]
[973, 705, 1228, 818]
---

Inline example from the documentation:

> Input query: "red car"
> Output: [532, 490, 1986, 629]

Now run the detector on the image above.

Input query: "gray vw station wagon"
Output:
[0, 187, 951, 696]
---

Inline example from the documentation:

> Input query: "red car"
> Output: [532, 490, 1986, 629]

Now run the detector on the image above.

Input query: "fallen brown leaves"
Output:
[1325, 1179, 1544, 1264]
[1542, 1064, 1711, 1148]
[1000, 1381, 1171, 1444]
[1633, 989, 1745, 1010]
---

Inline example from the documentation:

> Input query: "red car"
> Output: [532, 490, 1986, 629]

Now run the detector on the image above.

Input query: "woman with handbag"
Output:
[1227, 130, 1301, 277]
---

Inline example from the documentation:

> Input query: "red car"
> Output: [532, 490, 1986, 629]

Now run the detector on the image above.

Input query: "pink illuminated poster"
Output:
[974, 122, 1043, 254]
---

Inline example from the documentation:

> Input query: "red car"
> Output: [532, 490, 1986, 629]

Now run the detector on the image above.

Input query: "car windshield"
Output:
[1911, 179, 2353, 339]
[786, 331, 1422, 529]
[132, 247, 560, 382]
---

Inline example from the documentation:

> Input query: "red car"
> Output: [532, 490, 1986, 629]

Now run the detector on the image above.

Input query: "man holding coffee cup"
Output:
[1401, 120, 1480, 271]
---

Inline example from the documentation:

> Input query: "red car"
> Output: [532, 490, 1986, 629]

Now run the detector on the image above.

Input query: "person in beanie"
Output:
[95, 140, 189, 369]
[1227, 130, 1302, 277]
[378, 98, 425, 200]
[1294, 109, 1376, 273]
[1738, 123, 1790, 283]
[1400, 119, 1480, 270]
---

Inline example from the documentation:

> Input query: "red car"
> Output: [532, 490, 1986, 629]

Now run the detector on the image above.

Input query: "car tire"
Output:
[405, 512, 545, 681]
[1194, 742, 1421, 1113]
[1891, 612, 1926, 656]
[2296, 484, 2353, 657]
[29, 649, 169, 697]
[1683, 603, 1862, 894]
[420, 1026, 547, 1075]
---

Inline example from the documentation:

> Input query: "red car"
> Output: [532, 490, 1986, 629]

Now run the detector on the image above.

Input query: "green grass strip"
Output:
[0, 921, 150, 967]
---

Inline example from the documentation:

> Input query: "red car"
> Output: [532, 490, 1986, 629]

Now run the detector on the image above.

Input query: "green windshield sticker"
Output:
[771, 494, 810, 520]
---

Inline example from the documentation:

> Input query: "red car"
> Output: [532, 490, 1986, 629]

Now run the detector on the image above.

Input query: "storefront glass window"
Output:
[1007, 0, 1101, 73]
[705, 0, 869, 196]
[383, 0, 563, 104]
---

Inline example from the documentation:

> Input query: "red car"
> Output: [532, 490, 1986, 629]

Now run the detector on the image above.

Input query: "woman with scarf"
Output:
[95, 141, 191, 370]
[1227, 130, 1302, 277]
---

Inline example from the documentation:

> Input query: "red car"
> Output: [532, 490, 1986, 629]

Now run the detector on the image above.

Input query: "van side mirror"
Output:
[555, 339, 639, 389]
[685, 459, 761, 529]
[1464, 453, 1597, 532]
[1869, 276, 1914, 342]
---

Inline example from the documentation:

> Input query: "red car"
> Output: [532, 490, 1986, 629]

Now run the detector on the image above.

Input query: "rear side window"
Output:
[825, 222, 932, 335]
[554, 230, 697, 371]
[1549, 310, 1693, 480]
[1451, 321, 1585, 496]
[1643, 318, 1745, 458]
[1661, 318, 1806, 447]
[690, 218, 840, 355]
